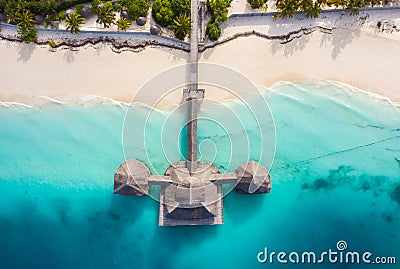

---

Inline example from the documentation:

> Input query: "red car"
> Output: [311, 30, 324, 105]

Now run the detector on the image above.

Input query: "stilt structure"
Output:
[113, 0, 272, 226]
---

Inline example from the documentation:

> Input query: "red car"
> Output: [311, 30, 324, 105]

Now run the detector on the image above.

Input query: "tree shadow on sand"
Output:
[270, 34, 312, 57]
[63, 49, 78, 63]
[17, 42, 36, 63]
[320, 27, 361, 60]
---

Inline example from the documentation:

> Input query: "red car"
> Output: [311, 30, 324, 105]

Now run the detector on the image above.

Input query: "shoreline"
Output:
[1, 10, 400, 107]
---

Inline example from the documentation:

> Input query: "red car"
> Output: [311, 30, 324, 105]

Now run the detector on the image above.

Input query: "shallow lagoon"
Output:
[0, 80, 399, 268]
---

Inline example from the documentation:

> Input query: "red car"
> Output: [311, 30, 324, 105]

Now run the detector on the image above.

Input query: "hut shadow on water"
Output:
[0, 196, 143, 269]
[223, 190, 268, 226]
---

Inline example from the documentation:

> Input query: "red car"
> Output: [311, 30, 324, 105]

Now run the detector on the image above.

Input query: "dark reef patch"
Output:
[389, 183, 400, 205]
[312, 178, 331, 190]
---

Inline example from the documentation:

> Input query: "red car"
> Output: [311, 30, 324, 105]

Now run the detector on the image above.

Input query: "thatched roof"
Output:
[136, 16, 146, 26]
[35, 15, 44, 25]
[150, 25, 161, 35]
[0, 13, 7, 22]
[120, 11, 130, 19]
[235, 161, 271, 194]
[64, 9, 74, 19]
[49, 21, 60, 29]
[113, 159, 150, 196]
[80, 6, 91, 19]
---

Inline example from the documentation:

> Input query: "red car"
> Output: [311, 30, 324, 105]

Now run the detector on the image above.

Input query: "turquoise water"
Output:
[0, 80, 399, 268]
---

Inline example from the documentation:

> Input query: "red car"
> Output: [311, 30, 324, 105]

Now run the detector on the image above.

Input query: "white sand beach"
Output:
[1, 9, 400, 105]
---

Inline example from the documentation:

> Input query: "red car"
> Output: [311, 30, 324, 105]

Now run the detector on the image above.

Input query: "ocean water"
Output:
[0, 79, 399, 268]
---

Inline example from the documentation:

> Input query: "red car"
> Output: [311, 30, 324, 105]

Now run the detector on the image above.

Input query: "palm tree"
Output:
[346, 0, 365, 16]
[116, 17, 131, 31]
[96, 5, 115, 28]
[15, 9, 35, 29]
[277, 0, 298, 19]
[302, 0, 322, 18]
[172, 13, 191, 40]
[65, 13, 85, 34]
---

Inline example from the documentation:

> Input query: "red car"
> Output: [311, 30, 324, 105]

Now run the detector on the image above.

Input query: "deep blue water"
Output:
[0, 80, 399, 268]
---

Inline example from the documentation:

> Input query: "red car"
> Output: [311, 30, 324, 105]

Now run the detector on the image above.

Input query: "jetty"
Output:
[113, 0, 272, 226]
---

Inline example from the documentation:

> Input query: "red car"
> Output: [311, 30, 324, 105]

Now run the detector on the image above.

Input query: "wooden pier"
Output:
[113, 0, 272, 226]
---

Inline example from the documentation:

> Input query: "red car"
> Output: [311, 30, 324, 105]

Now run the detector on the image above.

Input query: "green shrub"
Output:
[152, 0, 190, 29]
[171, 0, 190, 16]
[208, 0, 231, 23]
[113, 2, 123, 12]
[0, 0, 7, 13]
[58, 10, 65, 21]
[206, 22, 221, 40]
[76, 4, 84, 13]
[103, 1, 113, 9]
[17, 26, 37, 43]
[91, 0, 102, 14]
[48, 40, 57, 48]
[247, 0, 266, 9]
[152, 0, 174, 26]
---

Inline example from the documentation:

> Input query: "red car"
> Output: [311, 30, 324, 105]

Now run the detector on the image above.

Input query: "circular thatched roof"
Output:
[235, 161, 271, 194]
[136, 16, 146, 26]
[120, 11, 130, 19]
[64, 9, 74, 19]
[114, 159, 150, 196]
[80, 6, 91, 19]
[0, 13, 8, 22]
[35, 15, 45, 25]
[150, 25, 161, 35]
[50, 21, 60, 29]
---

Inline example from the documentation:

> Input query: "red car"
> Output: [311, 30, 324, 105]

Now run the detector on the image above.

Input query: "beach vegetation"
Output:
[152, 0, 174, 27]
[12, 5, 37, 43]
[276, 0, 298, 19]
[171, 0, 191, 16]
[91, 0, 102, 14]
[247, 0, 267, 9]
[300, 0, 322, 18]
[172, 13, 191, 40]
[17, 26, 37, 43]
[44, 12, 64, 28]
[206, 22, 221, 40]
[345, 0, 364, 16]
[15, 9, 35, 28]
[76, 3, 84, 13]
[205, 0, 231, 40]
[116, 17, 131, 31]
[114, 2, 123, 12]
[119, 0, 150, 21]
[152, 0, 191, 39]
[48, 39, 57, 48]
[58, 10, 66, 20]
[96, 2, 115, 28]
[65, 12, 85, 33]
[208, 0, 232, 23]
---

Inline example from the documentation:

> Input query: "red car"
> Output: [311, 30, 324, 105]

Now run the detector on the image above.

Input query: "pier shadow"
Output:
[146, 220, 221, 268]
[17, 42, 36, 63]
